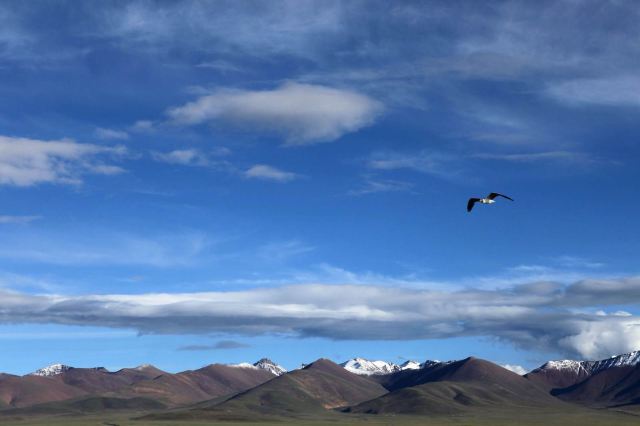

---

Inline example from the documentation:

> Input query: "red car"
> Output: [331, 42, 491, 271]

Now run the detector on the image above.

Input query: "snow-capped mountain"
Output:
[231, 358, 287, 376]
[29, 363, 72, 377]
[531, 350, 640, 376]
[341, 358, 426, 375]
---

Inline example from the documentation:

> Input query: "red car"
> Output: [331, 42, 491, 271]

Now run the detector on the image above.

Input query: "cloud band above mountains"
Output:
[2, 277, 639, 360]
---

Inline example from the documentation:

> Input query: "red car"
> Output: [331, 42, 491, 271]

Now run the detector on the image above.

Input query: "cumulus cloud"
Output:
[167, 83, 383, 145]
[0, 135, 126, 186]
[245, 164, 298, 182]
[1, 277, 639, 360]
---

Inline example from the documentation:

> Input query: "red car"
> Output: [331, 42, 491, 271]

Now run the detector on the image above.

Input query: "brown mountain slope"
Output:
[552, 365, 640, 407]
[349, 357, 565, 415]
[213, 358, 388, 411]
[0, 373, 86, 408]
[115, 363, 275, 406]
[50, 367, 143, 393]
[148, 358, 388, 420]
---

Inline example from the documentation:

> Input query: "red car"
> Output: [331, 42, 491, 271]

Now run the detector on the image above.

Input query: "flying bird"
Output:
[467, 192, 514, 212]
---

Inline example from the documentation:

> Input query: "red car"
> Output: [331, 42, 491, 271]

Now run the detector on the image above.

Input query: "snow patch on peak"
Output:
[399, 360, 421, 370]
[341, 358, 400, 375]
[253, 358, 287, 376]
[230, 358, 286, 376]
[231, 362, 256, 369]
[534, 350, 640, 376]
[29, 364, 72, 377]
[341, 357, 442, 375]
[135, 364, 155, 370]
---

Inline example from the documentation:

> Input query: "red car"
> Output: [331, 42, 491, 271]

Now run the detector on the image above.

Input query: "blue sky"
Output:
[1, 0, 640, 375]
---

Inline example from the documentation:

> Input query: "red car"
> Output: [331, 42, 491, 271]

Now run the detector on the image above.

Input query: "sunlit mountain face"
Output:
[0, 1, 639, 401]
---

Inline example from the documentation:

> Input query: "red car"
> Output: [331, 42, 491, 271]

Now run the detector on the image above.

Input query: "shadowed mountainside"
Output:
[551, 364, 640, 407]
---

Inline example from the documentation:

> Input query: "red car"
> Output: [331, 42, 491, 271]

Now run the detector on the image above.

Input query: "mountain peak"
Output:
[29, 363, 72, 377]
[252, 358, 287, 376]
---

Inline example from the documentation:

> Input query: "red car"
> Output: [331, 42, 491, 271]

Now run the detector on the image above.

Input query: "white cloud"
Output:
[245, 164, 297, 182]
[95, 127, 129, 140]
[167, 83, 383, 145]
[1, 276, 639, 359]
[0, 135, 126, 186]
[501, 364, 527, 375]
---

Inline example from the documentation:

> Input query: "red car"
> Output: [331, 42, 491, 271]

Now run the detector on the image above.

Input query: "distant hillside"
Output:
[147, 358, 388, 420]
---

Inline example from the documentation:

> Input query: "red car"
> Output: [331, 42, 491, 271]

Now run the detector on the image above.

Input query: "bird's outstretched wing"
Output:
[467, 198, 480, 212]
[487, 192, 513, 201]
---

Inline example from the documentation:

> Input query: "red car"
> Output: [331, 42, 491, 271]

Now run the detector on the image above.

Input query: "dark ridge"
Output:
[348, 357, 565, 415]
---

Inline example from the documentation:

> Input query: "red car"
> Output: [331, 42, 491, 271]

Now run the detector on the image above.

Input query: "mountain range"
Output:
[1, 351, 639, 422]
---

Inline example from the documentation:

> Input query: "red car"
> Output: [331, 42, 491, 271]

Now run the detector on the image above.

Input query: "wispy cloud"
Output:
[151, 149, 210, 167]
[167, 83, 383, 145]
[178, 340, 250, 351]
[95, 127, 129, 140]
[546, 76, 640, 107]
[0, 231, 211, 267]
[0, 215, 41, 224]
[472, 151, 598, 165]
[1, 277, 640, 359]
[0, 135, 126, 186]
[257, 240, 314, 262]
[348, 178, 414, 196]
[367, 150, 459, 179]
[131, 120, 155, 132]
[245, 164, 298, 182]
